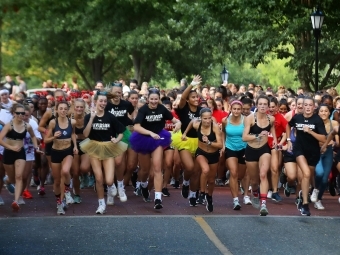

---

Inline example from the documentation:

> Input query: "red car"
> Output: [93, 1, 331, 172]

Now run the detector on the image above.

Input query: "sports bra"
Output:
[46, 108, 55, 126]
[249, 113, 271, 134]
[198, 122, 216, 143]
[6, 121, 27, 140]
[75, 126, 84, 136]
[54, 118, 72, 139]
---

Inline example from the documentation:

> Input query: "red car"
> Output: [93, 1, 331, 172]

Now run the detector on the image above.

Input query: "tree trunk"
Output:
[132, 52, 143, 86]
[75, 61, 92, 90]
[91, 55, 104, 84]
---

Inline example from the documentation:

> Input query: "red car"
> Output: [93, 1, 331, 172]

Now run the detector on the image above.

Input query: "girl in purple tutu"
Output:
[130, 88, 181, 209]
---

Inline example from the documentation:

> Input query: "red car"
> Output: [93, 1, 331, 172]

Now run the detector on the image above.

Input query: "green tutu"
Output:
[122, 128, 131, 147]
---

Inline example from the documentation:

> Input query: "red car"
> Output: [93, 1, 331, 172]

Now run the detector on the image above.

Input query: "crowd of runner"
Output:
[0, 75, 340, 216]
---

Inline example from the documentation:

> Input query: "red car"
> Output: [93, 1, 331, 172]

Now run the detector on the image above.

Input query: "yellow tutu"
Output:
[79, 139, 128, 160]
[171, 131, 198, 156]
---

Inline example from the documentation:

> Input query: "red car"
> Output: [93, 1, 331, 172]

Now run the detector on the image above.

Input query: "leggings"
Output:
[315, 145, 333, 200]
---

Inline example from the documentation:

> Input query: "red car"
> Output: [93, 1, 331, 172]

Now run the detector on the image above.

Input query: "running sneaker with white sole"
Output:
[0, 196, 4, 205]
[57, 203, 65, 215]
[96, 204, 106, 214]
[134, 186, 141, 196]
[189, 197, 197, 207]
[64, 191, 74, 204]
[215, 179, 224, 186]
[267, 190, 273, 199]
[162, 188, 170, 197]
[118, 188, 127, 202]
[301, 204, 311, 216]
[141, 187, 150, 202]
[243, 196, 252, 205]
[271, 192, 282, 202]
[205, 195, 213, 212]
[170, 177, 175, 187]
[11, 201, 20, 212]
[73, 195, 82, 204]
[260, 204, 268, 216]
[283, 184, 291, 197]
[314, 200, 325, 210]
[310, 188, 319, 203]
[233, 199, 241, 210]
[154, 199, 163, 209]
[108, 184, 117, 197]
[297, 190, 303, 211]
[196, 192, 206, 205]
[107, 194, 114, 205]
[17, 196, 25, 205]
[251, 194, 260, 209]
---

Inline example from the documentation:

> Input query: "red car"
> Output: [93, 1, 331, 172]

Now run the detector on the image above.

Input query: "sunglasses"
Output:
[111, 82, 122, 87]
[15, 112, 25, 115]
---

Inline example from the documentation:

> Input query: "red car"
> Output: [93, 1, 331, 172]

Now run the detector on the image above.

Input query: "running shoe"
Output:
[170, 177, 175, 187]
[11, 201, 20, 212]
[30, 177, 37, 187]
[38, 187, 46, 196]
[141, 187, 150, 202]
[118, 188, 127, 202]
[243, 196, 252, 205]
[134, 186, 142, 196]
[174, 180, 180, 189]
[154, 199, 163, 209]
[267, 190, 273, 199]
[181, 184, 189, 198]
[88, 175, 95, 188]
[251, 193, 260, 209]
[205, 195, 213, 212]
[283, 184, 291, 197]
[240, 186, 245, 195]
[162, 188, 170, 197]
[260, 204, 268, 216]
[233, 199, 241, 210]
[196, 192, 206, 205]
[96, 204, 106, 214]
[0, 196, 4, 205]
[314, 200, 325, 210]
[301, 204, 311, 216]
[107, 194, 114, 205]
[64, 191, 74, 204]
[297, 190, 303, 211]
[189, 197, 197, 207]
[279, 170, 287, 185]
[80, 175, 89, 189]
[271, 192, 282, 202]
[57, 203, 65, 215]
[22, 189, 33, 199]
[215, 179, 224, 186]
[108, 184, 117, 197]
[73, 195, 82, 204]
[310, 189, 319, 203]
[18, 196, 25, 205]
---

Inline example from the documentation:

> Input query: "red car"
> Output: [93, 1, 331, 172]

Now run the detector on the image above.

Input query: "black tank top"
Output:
[249, 113, 271, 134]
[197, 122, 216, 143]
[6, 121, 27, 140]
[54, 118, 72, 139]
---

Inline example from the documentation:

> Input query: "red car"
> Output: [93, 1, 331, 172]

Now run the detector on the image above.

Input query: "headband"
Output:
[230, 100, 243, 106]
[0, 89, 9, 95]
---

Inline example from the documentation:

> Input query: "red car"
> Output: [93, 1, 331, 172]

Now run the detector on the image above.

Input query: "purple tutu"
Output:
[129, 130, 171, 154]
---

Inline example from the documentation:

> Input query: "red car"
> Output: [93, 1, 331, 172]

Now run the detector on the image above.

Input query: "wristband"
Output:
[287, 138, 291, 141]
[191, 81, 200, 86]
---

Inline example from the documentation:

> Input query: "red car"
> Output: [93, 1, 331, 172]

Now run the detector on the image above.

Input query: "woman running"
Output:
[313, 104, 338, 209]
[182, 108, 223, 212]
[222, 100, 248, 209]
[0, 104, 41, 211]
[286, 97, 327, 216]
[45, 100, 78, 215]
[242, 95, 277, 216]
[81, 91, 127, 214]
[71, 98, 91, 204]
[130, 89, 181, 209]
[171, 75, 202, 206]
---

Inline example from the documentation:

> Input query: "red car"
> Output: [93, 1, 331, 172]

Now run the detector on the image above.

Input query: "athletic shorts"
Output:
[293, 144, 320, 167]
[51, 147, 73, 164]
[3, 148, 26, 165]
[195, 147, 220, 165]
[283, 151, 296, 163]
[245, 143, 271, 162]
[225, 148, 246, 164]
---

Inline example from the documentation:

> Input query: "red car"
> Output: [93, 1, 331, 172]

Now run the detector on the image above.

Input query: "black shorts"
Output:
[51, 147, 74, 164]
[45, 142, 53, 156]
[245, 144, 271, 162]
[225, 148, 246, 164]
[195, 148, 220, 165]
[76, 140, 84, 156]
[293, 144, 320, 167]
[3, 148, 26, 165]
[283, 151, 296, 163]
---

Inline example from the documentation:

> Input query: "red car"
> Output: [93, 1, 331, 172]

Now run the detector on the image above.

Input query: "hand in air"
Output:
[191, 75, 202, 88]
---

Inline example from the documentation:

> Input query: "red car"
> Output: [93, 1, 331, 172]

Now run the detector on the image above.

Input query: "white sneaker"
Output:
[37, 185, 40, 191]
[118, 188, 127, 202]
[30, 177, 37, 187]
[311, 189, 319, 203]
[57, 203, 65, 215]
[243, 196, 252, 205]
[267, 190, 273, 199]
[18, 196, 25, 205]
[107, 194, 114, 205]
[108, 184, 117, 197]
[314, 200, 325, 210]
[0, 196, 4, 205]
[338, 197, 340, 204]
[96, 204, 106, 214]
[170, 177, 175, 186]
[64, 191, 74, 204]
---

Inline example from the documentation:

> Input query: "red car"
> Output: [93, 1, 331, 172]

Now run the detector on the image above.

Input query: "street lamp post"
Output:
[310, 6, 324, 92]
[220, 65, 229, 84]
